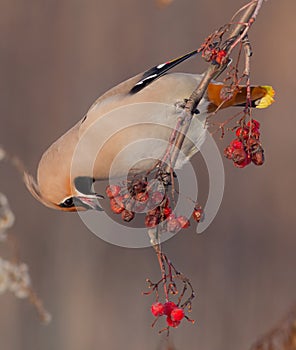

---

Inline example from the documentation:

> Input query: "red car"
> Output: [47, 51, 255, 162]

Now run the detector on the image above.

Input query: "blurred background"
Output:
[0, 0, 295, 349]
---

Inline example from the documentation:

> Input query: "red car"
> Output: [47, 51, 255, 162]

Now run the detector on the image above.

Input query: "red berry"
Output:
[151, 302, 165, 317]
[209, 48, 218, 61]
[192, 207, 203, 222]
[110, 197, 125, 214]
[105, 185, 121, 198]
[121, 209, 135, 222]
[251, 128, 261, 140]
[224, 146, 235, 159]
[235, 127, 249, 140]
[163, 301, 177, 316]
[231, 139, 244, 149]
[166, 316, 181, 328]
[215, 50, 227, 65]
[177, 216, 190, 228]
[162, 206, 172, 218]
[247, 119, 260, 130]
[171, 307, 185, 321]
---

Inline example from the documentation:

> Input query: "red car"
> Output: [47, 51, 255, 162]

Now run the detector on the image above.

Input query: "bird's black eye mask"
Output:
[59, 177, 97, 209]
[59, 197, 75, 208]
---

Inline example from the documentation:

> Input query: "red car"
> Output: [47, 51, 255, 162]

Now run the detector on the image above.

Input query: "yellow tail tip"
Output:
[255, 86, 275, 109]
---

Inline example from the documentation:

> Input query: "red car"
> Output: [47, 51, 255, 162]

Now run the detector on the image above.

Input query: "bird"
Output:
[23, 49, 274, 212]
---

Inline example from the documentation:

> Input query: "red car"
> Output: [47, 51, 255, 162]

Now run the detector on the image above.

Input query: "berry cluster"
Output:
[151, 301, 186, 328]
[224, 119, 265, 168]
[200, 43, 227, 65]
[106, 179, 204, 231]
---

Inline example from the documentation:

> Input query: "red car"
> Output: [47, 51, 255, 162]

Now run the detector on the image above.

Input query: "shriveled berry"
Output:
[232, 149, 247, 165]
[121, 209, 135, 222]
[224, 146, 235, 159]
[177, 216, 190, 228]
[110, 197, 125, 214]
[246, 137, 261, 154]
[247, 119, 260, 130]
[233, 152, 251, 168]
[192, 207, 203, 222]
[162, 206, 172, 218]
[251, 128, 261, 140]
[105, 185, 121, 198]
[163, 301, 177, 316]
[166, 316, 181, 328]
[252, 150, 265, 166]
[235, 127, 249, 140]
[171, 307, 185, 321]
[151, 302, 165, 317]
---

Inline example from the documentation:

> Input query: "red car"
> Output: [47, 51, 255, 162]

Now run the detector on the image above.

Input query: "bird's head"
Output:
[23, 130, 104, 212]
[24, 171, 104, 212]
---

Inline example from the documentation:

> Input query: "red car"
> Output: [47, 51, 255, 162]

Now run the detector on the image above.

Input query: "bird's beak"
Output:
[77, 194, 104, 211]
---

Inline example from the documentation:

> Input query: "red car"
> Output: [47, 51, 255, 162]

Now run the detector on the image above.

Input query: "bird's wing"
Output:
[91, 49, 198, 107]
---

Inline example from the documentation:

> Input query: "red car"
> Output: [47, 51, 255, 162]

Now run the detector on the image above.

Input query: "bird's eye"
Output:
[60, 197, 75, 208]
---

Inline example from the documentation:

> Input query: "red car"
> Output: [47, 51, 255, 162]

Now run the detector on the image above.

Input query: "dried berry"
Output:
[110, 197, 125, 214]
[224, 145, 234, 159]
[235, 127, 249, 140]
[121, 209, 135, 222]
[232, 149, 248, 165]
[105, 185, 121, 198]
[246, 137, 261, 154]
[251, 128, 261, 140]
[192, 207, 203, 222]
[247, 119, 260, 130]
[252, 150, 265, 166]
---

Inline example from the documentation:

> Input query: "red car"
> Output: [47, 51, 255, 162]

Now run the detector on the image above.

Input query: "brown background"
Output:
[0, 0, 295, 349]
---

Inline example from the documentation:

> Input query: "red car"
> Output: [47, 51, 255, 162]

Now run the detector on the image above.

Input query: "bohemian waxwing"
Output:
[23, 49, 274, 211]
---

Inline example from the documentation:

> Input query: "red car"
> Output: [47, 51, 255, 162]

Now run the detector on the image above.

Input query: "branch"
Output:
[164, 0, 265, 174]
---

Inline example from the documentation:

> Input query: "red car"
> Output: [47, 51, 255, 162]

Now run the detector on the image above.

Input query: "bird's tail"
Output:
[206, 83, 275, 112]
